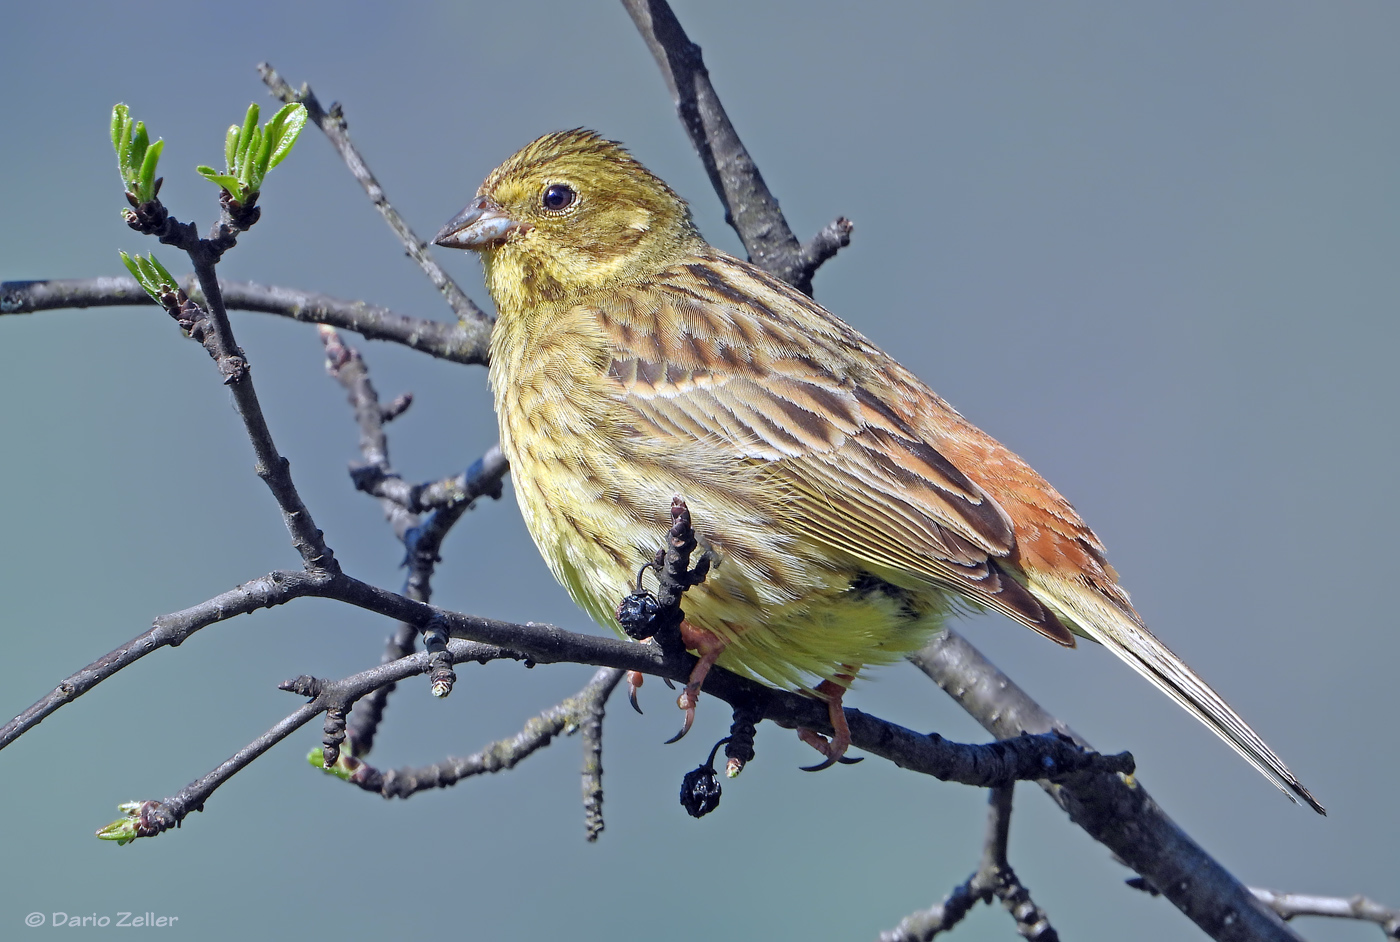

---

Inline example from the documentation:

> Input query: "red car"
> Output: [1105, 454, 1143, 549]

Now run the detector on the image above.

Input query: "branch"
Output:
[0, 276, 490, 364]
[880, 786, 1058, 941]
[322, 667, 623, 807]
[621, 0, 852, 295]
[1249, 889, 1400, 939]
[119, 188, 339, 573]
[0, 569, 330, 751]
[188, 242, 339, 573]
[319, 326, 507, 751]
[258, 62, 493, 338]
[911, 634, 1304, 942]
[580, 668, 626, 841]
[96, 639, 514, 842]
[0, 565, 1129, 801]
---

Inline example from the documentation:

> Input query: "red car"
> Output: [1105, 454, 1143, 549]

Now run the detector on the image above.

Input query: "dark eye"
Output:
[542, 183, 576, 212]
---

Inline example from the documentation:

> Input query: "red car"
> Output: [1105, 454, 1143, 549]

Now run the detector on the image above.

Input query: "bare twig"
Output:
[258, 62, 493, 337]
[580, 668, 626, 841]
[343, 621, 418, 759]
[880, 786, 1058, 941]
[0, 569, 327, 751]
[321, 325, 417, 541]
[320, 326, 507, 749]
[121, 188, 339, 573]
[621, 0, 852, 295]
[349, 447, 508, 516]
[98, 639, 515, 840]
[189, 247, 339, 572]
[324, 666, 623, 807]
[0, 276, 491, 364]
[320, 324, 421, 753]
[1250, 889, 1400, 939]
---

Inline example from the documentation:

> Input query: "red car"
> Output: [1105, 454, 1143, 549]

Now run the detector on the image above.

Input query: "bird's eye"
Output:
[542, 183, 576, 212]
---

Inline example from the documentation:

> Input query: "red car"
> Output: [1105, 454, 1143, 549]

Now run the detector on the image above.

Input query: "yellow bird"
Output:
[435, 129, 1321, 811]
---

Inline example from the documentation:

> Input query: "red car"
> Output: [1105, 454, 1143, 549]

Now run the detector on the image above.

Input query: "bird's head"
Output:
[435, 129, 702, 308]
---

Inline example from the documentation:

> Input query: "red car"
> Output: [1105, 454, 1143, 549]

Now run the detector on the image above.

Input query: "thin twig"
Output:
[320, 324, 420, 754]
[1250, 889, 1400, 939]
[188, 247, 338, 572]
[121, 188, 339, 572]
[621, 0, 852, 295]
[344, 622, 418, 759]
[880, 786, 1058, 941]
[349, 447, 508, 517]
[320, 326, 507, 749]
[258, 62, 493, 336]
[321, 326, 417, 541]
[580, 668, 626, 841]
[0, 569, 327, 751]
[323, 666, 623, 808]
[0, 276, 491, 364]
[100, 639, 514, 839]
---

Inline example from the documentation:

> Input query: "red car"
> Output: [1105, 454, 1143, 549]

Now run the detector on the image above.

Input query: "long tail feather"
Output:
[1029, 572, 1325, 814]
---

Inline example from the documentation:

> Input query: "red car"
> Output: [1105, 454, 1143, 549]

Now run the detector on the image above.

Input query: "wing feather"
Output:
[595, 253, 1075, 644]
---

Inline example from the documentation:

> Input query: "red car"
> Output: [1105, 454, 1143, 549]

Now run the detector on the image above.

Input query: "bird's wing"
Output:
[593, 253, 1074, 644]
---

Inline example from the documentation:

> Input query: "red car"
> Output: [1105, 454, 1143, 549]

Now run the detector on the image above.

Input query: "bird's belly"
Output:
[506, 446, 954, 692]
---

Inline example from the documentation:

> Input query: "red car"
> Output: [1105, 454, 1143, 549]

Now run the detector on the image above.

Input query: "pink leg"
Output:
[665, 622, 727, 744]
[797, 672, 860, 771]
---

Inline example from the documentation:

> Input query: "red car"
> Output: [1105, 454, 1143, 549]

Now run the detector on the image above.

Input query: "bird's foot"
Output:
[627, 670, 646, 714]
[665, 622, 726, 744]
[798, 678, 863, 771]
[665, 681, 702, 744]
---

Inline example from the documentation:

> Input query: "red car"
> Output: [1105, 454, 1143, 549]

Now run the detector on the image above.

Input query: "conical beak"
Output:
[433, 196, 525, 250]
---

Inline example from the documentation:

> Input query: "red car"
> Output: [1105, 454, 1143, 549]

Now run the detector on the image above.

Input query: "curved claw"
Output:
[799, 754, 840, 772]
[664, 704, 695, 744]
[798, 751, 862, 772]
[626, 670, 645, 715]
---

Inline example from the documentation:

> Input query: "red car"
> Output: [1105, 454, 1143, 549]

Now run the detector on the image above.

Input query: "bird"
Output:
[434, 129, 1322, 812]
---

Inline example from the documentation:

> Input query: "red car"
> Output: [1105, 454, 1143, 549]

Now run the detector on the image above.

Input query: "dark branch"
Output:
[0, 569, 329, 751]
[911, 633, 1305, 942]
[119, 184, 339, 572]
[0, 276, 491, 365]
[320, 327, 507, 751]
[621, 0, 851, 295]
[186, 241, 339, 573]
[1, 567, 1130, 801]
[323, 666, 623, 805]
[258, 62, 493, 337]
[349, 447, 507, 517]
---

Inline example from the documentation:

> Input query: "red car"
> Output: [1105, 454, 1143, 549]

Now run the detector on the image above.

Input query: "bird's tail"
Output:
[1027, 571, 1325, 814]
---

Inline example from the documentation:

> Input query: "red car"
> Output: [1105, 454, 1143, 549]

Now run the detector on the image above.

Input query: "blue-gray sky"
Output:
[2, 3, 1396, 939]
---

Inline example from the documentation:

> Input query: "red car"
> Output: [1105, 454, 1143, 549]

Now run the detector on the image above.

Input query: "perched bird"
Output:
[435, 129, 1322, 811]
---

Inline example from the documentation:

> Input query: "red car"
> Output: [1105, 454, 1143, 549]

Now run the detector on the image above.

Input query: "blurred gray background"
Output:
[2, 2, 1396, 939]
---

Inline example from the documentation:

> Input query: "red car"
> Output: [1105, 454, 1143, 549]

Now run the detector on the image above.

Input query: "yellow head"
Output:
[435, 129, 703, 308]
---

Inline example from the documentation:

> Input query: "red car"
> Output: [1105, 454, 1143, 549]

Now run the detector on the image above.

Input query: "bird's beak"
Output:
[433, 196, 527, 250]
